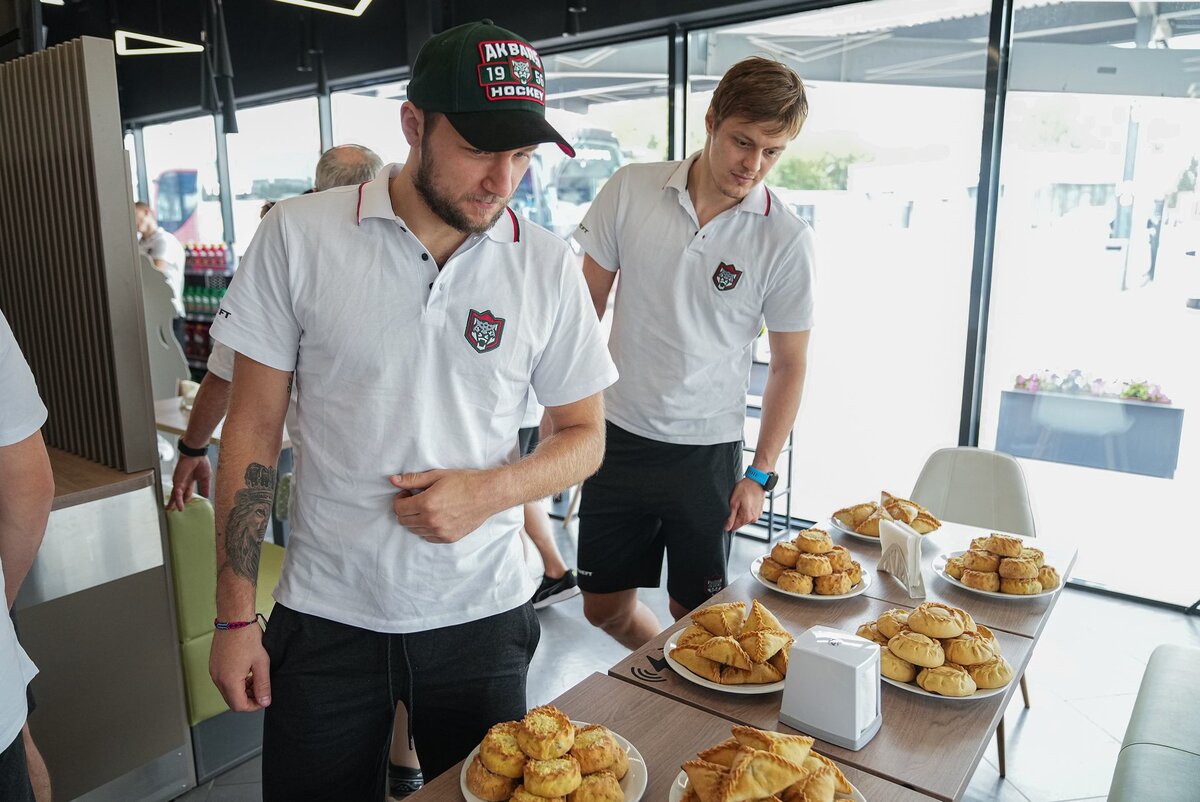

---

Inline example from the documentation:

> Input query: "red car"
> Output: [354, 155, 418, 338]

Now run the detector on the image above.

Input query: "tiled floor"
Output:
[172, 519, 1200, 801]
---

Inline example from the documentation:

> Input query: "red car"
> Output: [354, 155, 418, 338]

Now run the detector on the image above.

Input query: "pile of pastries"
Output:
[856, 602, 1014, 698]
[680, 725, 855, 802]
[943, 533, 1061, 595]
[670, 600, 793, 686]
[465, 705, 630, 802]
[757, 528, 864, 596]
[833, 491, 941, 537]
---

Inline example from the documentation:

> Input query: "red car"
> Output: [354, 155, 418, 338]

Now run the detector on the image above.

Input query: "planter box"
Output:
[995, 389, 1184, 479]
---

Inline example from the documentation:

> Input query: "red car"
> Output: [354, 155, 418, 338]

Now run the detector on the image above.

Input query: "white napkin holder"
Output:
[778, 626, 882, 751]
[878, 518, 926, 599]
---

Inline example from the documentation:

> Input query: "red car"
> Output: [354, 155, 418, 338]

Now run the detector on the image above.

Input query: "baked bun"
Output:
[961, 549, 1001, 573]
[825, 545, 852, 572]
[758, 558, 787, 583]
[570, 724, 618, 775]
[998, 557, 1039, 580]
[856, 622, 890, 647]
[480, 721, 528, 778]
[1038, 565, 1060, 590]
[942, 631, 997, 666]
[967, 655, 1015, 689]
[945, 556, 966, 580]
[875, 609, 910, 640]
[777, 571, 813, 595]
[567, 771, 622, 802]
[794, 553, 832, 577]
[794, 528, 833, 554]
[916, 663, 977, 697]
[467, 755, 520, 801]
[1000, 577, 1042, 595]
[770, 541, 801, 568]
[908, 602, 966, 639]
[675, 624, 714, 649]
[609, 747, 629, 781]
[970, 536, 991, 551]
[887, 629, 945, 668]
[880, 647, 918, 682]
[524, 757, 582, 798]
[1021, 547, 1045, 568]
[513, 784, 564, 802]
[814, 571, 853, 595]
[985, 533, 1023, 558]
[976, 624, 1001, 655]
[962, 569, 1000, 592]
[518, 706, 575, 760]
[847, 561, 863, 586]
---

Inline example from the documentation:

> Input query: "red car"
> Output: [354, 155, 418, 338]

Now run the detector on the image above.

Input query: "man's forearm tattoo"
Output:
[223, 463, 276, 583]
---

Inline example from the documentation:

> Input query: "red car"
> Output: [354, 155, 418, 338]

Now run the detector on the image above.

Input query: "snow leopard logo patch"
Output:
[465, 309, 505, 354]
[712, 262, 743, 292]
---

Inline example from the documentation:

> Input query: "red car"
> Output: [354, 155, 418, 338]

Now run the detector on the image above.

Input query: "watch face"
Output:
[763, 473, 779, 492]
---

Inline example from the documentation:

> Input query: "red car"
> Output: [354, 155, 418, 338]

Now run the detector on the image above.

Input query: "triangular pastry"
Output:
[671, 647, 724, 683]
[731, 727, 814, 766]
[737, 629, 794, 663]
[910, 509, 941, 534]
[723, 748, 807, 802]
[696, 738, 742, 768]
[793, 760, 836, 802]
[854, 506, 892, 536]
[696, 636, 753, 670]
[692, 603, 747, 637]
[682, 759, 729, 802]
[743, 599, 783, 634]
[767, 646, 789, 676]
[676, 624, 716, 649]
[807, 753, 852, 795]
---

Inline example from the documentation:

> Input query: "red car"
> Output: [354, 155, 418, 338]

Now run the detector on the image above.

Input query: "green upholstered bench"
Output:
[1108, 643, 1200, 801]
[166, 496, 284, 782]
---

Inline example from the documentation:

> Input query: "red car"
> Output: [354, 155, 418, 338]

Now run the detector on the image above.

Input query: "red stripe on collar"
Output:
[764, 189, 771, 217]
[356, 181, 367, 224]
[507, 207, 520, 242]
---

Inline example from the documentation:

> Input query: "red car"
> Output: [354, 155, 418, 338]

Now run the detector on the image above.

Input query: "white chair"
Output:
[910, 446, 1034, 777]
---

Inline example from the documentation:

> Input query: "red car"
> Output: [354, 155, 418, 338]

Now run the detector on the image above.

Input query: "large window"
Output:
[226, 98, 322, 256]
[980, 1, 1200, 604]
[141, 115, 224, 246]
[332, 81, 409, 165]
[688, 3, 989, 519]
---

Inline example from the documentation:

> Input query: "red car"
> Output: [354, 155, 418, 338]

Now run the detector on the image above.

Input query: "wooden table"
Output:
[412, 673, 935, 802]
[610, 574, 1040, 802]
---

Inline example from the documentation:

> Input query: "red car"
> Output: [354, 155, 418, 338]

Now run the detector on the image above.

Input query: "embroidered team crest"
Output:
[465, 309, 505, 353]
[477, 40, 546, 104]
[712, 262, 743, 291]
[511, 57, 532, 85]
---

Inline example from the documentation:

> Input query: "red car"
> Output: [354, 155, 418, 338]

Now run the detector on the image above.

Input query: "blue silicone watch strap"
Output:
[745, 466, 769, 487]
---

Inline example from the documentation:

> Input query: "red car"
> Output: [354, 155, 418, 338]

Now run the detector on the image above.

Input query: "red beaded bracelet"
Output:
[214, 613, 267, 631]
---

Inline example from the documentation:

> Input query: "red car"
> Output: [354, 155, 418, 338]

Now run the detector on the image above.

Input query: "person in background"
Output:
[0, 310, 55, 802]
[206, 19, 614, 801]
[575, 57, 815, 649]
[134, 201, 187, 351]
[520, 392, 580, 610]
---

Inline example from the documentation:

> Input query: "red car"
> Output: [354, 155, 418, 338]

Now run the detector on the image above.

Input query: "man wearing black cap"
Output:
[207, 20, 615, 800]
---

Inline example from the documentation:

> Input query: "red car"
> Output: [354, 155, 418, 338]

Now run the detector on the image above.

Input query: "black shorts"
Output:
[576, 421, 742, 611]
[517, 426, 539, 458]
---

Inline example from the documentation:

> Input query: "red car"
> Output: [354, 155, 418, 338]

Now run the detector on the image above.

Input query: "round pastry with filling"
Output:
[1000, 577, 1042, 595]
[967, 655, 1015, 689]
[945, 556, 966, 580]
[916, 663, 977, 697]
[794, 553, 833, 578]
[770, 541, 801, 568]
[985, 533, 1023, 558]
[518, 706, 575, 760]
[467, 755, 520, 802]
[942, 630, 996, 666]
[814, 571, 853, 595]
[567, 771, 623, 802]
[794, 528, 834, 554]
[970, 536, 991, 552]
[758, 558, 787, 583]
[961, 549, 1000, 573]
[856, 622, 890, 646]
[825, 545, 852, 572]
[609, 748, 628, 781]
[887, 629, 945, 668]
[1021, 547, 1045, 568]
[908, 602, 966, 639]
[513, 786, 564, 802]
[875, 609, 910, 640]
[480, 721, 528, 779]
[880, 647, 918, 683]
[570, 724, 618, 775]
[998, 557, 1039, 580]
[976, 624, 1001, 655]
[847, 561, 863, 585]
[777, 571, 813, 594]
[956, 608, 976, 634]
[962, 569, 1001, 592]
[1038, 565, 1060, 590]
[524, 756, 583, 798]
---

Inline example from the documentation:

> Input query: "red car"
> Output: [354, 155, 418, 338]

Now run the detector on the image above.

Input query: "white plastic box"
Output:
[778, 626, 882, 750]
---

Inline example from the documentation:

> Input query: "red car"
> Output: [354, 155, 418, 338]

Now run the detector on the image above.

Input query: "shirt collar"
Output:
[356, 162, 521, 244]
[662, 152, 773, 218]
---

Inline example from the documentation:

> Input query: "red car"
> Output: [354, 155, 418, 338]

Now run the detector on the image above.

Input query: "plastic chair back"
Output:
[910, 447, 1036, 538]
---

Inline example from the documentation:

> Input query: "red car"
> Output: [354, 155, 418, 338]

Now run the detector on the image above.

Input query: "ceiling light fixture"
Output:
[39, 0, 65, 6]
[273, 0, 373, 17]
[114, 30, 205, 56]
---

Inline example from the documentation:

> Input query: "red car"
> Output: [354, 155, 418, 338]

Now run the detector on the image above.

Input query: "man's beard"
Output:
[414, 144, 511, 235]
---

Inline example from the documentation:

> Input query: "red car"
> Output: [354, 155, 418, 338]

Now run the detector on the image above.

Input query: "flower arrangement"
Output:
[1014, 370, 1171, 404]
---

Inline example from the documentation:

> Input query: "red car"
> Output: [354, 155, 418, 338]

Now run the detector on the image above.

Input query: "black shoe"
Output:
[388, 765, 424, 800]
[532, 570, 580, 609]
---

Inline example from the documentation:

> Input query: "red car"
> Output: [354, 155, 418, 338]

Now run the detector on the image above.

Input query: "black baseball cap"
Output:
[407, 20, 575, 157]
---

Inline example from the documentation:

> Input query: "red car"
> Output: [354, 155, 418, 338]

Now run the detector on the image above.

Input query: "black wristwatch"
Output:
[177, 437, 209, 458]
[745, 467, 778, 492]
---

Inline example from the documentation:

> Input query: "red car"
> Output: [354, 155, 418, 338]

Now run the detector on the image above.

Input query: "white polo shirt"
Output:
[574, 155, 815, 445]
[0, 310, 43, 751]
[140, 227, 186, 317]
[211, 164, 617, 633]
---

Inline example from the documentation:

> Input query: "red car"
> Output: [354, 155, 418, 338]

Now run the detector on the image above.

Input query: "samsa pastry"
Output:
[825, 545, 853, 572]
[1000, 577, 1042, 595]
[567, 771, 622, 802]
[805, 753, 853, 796]
[833, 502, 875, 528]
[770, 541, 801, 568]
[795, 553, 833, 578]
[909, 509, 942, 534]
[692, 603, 746, 637]
[730, 726, 814, 766]
[967, 655, 1015, 689]
[480, 721, 527, 778]
[916, 663, 977, 697]
[881, 490, 920, 524]
[467, 755, 521, 802]
[998, 556, 1039, 580]
[724, 748, 808, 802]
[814, 571, 853, 595]
[696, 738, 742, 768]
[768, 646, 790, 676]
[513, 785, 564, 802]
[945, 555, 966, 580]
[984, 533, 1023, 558]
[874, 609, 910, 640]
[681, 759, 728, 802]
[570, 724, 618, 775]
[675, 624, 715, 649]
[961, 569, 1000, 592]
[1038, 565, 1060, 590]
[907, 602, 966, 639]
[524, 756, 582, 798]
[976, 624, 1001, 655]
[970, 535, 991, 551]
[1021, 547, 1045, 568]
[695, 636, 753, 670]
[794, 528, 833, 554]
[855, 506, 892, 537]
[721, 661, 784, 685]
[880, 647, 918, 683]
[942, 631, 996, 666]
[855, 622, 890, 647]
[758, 557, 788, 583]
[846, 560, 863, 585]
[737, 629, 794, 663]
[518, 705, 575, 760]
[744, 599, 784, 633]
[777, 571, 813, 595]
[609, 746, 629, 781]
[961, 549, 1001, 573]
[887, 629, 945, 668]
[670, 647, 723, 683]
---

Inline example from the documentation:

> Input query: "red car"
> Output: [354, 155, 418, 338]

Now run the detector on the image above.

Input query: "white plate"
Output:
[882, 674, 1007, 701]
[669, 768, 867, 802]
[750, 556, 872, 601]
[460, 721, 648, 802]
[664, 634, 785, 695]
[933, 551, 1061, 600]
[828, 517, 884, 544]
